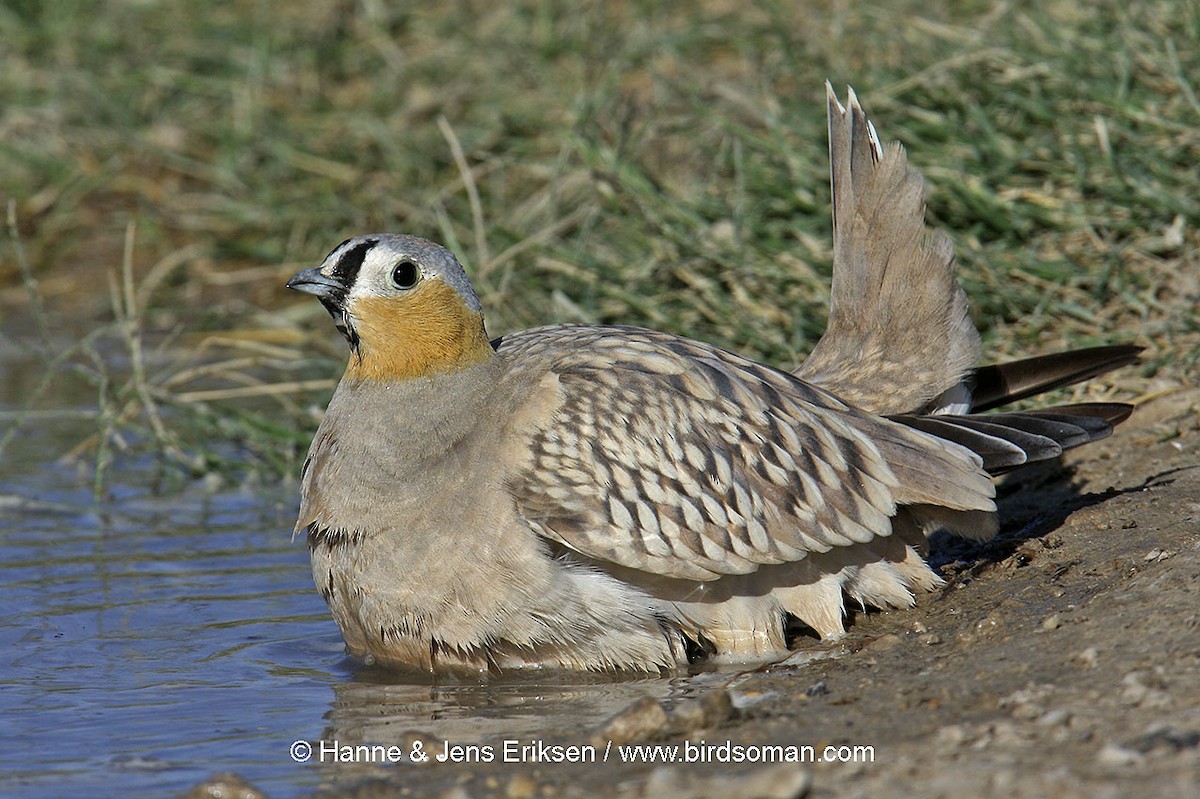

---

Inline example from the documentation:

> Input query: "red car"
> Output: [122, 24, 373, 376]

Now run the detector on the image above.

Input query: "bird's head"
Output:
[287, 235, 493, 381]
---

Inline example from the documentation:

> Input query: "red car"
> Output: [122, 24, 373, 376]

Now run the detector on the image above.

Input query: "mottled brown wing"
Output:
[498, 325, 911, 582]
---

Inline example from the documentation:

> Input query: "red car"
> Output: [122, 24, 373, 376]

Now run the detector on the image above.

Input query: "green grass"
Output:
[1, 0, 1196, 484]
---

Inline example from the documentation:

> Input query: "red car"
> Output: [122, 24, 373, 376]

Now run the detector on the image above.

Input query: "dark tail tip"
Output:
[970, 345, 1143, 412]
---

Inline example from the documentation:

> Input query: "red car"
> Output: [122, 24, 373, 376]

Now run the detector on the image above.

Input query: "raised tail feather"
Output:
[797, 84, 1140, 466]
[795, 83, 980, 415]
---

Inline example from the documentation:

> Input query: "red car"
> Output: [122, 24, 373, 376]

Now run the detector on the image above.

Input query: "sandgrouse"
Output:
[287, 84, 1138, 673]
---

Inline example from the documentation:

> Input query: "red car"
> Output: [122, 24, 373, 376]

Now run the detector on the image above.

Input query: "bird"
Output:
[286, 83, 1140, 673]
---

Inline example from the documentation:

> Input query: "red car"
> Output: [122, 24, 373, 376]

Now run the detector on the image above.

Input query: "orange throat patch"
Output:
[343, 282, 494, 381]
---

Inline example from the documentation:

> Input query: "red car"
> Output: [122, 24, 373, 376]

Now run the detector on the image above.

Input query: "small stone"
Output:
[916, 633, 942, 645]
[987, 769, 1017, 792]
[666, 689, 736, 734]
[805, 681, 829, 698]
[1075, 647, 1100, 668]
[1119, 670, 1173, 709]
[975, 610, 1003, 636]
[933, 724, 968, 748]
[1097, 743, 1144, 767]
[1129, 724, 1200, 753]
[590, 696, 669, 747]
[1037, 708, 1072, 727]
[956, 610, 1005, 645]
[183, 773, 268, 799]
[727, 686, 779, 711]
[999, 685, 1051, 721]
[506, 775, 538, 799]
[989, 720, 1026, 745]
[1041, 614, 1062, 630]
[776, 645, 850, 668]
[911, 621, 928, 634]
[866, 633, 903, 651]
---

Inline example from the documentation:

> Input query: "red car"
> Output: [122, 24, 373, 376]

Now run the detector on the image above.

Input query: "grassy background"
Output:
[1, 0, 1196, 484]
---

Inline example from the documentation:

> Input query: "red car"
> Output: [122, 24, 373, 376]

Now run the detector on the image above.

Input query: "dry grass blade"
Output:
[106, 222, 185, 464]
[438, 114, 491, 274]
[6, 200, 51, 350]
[171, 379, 336, 404]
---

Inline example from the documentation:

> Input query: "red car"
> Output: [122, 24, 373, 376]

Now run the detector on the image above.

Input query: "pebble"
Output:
[866, 633, 903, 652]
[1075, 647, 1100, 668]
[955, 610, 1004, 645]
[505, 775, 538, 799]
[1041, 614, 1062, 630]
[988, 720, 1027, 745]
[805, 681, 829, 698]
[589, 696, 670, 747]
[1037, 708, 1072, 727]
[1119, 670, 1173, 710]
[183, 773, 268, 799]
[999, 685, 1053, 721]
[726, 685, 780, 711]
[590, 690, 740, 749]
[975, 610, 1004, 637]
[1097, 743, 1145, 767]
[776, 645, 849, 668]
[667, 689, 736, 734]
[1129, 724, 1200, 753]
[933, 724, 969, 748]
[987, 768, 1018, 792]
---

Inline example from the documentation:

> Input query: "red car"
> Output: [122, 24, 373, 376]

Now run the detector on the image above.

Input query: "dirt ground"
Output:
[192, 386, 1199, 799]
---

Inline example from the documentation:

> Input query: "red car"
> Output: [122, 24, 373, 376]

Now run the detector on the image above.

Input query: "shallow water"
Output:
[0, 348, 698, 798]
[0, 428, 333, 797]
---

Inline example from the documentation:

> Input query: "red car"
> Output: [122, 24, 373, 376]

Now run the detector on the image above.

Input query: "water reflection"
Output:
[327, 670, 682, 743]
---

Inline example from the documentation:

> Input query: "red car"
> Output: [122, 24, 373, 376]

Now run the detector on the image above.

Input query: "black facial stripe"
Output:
[331, 238, 379, 288]
[324, 238, 354, 261]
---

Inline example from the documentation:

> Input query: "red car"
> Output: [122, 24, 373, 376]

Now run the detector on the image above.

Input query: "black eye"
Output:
[390, 260, 420, 290]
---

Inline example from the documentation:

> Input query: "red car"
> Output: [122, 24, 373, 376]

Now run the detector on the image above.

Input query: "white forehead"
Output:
[323, 234, 483, 314]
